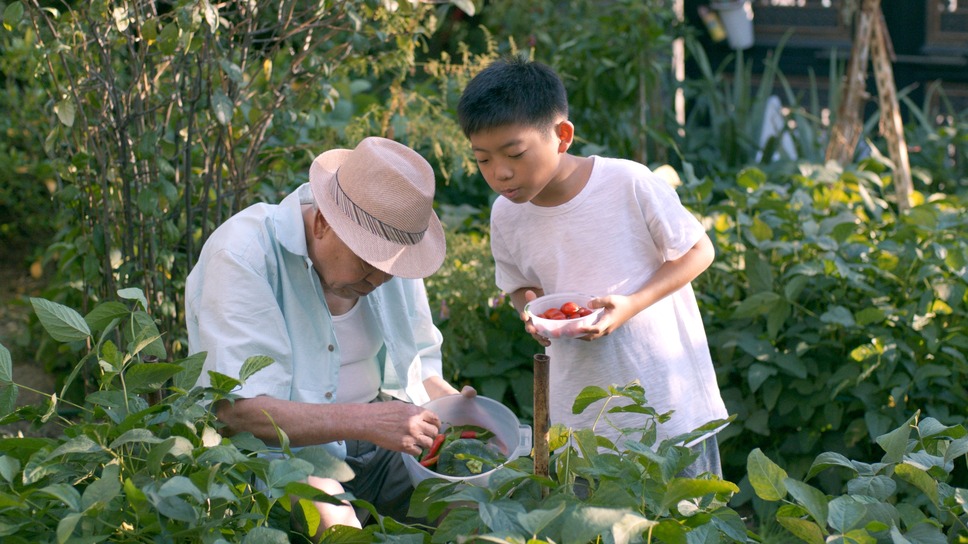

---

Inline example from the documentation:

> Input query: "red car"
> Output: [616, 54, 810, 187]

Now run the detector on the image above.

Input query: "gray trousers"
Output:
[342, 437, 418, 524]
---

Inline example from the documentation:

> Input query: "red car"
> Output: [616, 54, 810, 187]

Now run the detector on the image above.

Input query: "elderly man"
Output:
[185, 137, 472, 535]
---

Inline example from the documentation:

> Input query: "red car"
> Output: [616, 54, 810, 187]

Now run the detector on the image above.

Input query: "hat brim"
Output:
[309, 148, 446, 279]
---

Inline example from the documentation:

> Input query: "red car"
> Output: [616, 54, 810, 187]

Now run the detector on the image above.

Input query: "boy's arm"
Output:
[582, 232, 715, 340]
[509, 286, 551, 347]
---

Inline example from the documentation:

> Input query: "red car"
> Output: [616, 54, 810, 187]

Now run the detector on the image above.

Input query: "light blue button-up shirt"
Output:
[185, 184, 444, 459]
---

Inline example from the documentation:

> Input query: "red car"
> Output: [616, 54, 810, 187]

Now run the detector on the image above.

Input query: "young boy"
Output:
[457, 57, 729, 476]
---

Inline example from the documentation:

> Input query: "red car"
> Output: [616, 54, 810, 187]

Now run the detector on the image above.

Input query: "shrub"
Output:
[0, 290, 362, 543]
[748, 413, 968, 542]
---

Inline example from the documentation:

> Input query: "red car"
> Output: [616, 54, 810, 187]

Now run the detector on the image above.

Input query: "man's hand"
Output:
[360, 400, 443, 456]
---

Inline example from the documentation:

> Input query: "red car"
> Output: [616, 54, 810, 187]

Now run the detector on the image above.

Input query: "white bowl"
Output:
[524, 292, 603, 339]
[401, 395, 531, 487]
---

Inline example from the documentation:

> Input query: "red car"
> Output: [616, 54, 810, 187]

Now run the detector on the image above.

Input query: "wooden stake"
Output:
[533, 353, 550, 494]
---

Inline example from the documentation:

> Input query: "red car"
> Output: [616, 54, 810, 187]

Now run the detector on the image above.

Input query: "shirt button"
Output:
[325, 392, 333, 399]
[327, 344, 335, 352]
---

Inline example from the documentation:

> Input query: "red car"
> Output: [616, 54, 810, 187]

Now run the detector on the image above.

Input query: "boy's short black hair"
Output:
[457, 56, 568, 138]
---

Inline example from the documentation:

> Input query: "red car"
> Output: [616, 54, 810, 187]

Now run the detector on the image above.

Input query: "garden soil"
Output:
[0, 241, 59, 438]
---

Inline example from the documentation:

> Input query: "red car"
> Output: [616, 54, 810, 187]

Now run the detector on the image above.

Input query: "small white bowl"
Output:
[524, 292, 603, 339]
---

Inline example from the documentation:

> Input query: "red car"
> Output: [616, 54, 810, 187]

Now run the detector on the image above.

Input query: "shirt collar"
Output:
[272, 183, 314, 258]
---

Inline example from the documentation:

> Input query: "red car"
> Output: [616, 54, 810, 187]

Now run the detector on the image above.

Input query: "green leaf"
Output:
[147, 436, 194, 475]
[117, 287, 148, 310]
[129, 311, 167, 360]
[3, 2, 24, 31]
[945, 436, 968, 466]
[776, 515, 825, 544]
[124, 362, 182, 393]
[41, 483, 82, 511]
[85, 301, 129, 334]
[157, 475, 204, 502]
[173, 352, 206, 391]
[265, 458, 314, 498]
[515, 502, 566, 535]
[894, 463, 939, 506]
[748, 362, 777, 392]
[30, 298, 92, 342]
[242, 527, 292, 544]
[784, 477, 829, 527]
[208, 370, 241, 393]
[294, 445, 355, 482]
[200, 0, 219, 31]
[240, 355, 275, 382]
[109, 429, 162, 449]
[875, 413, 917, 464]
[48, 436, 103, 458]
[747, 448, 788, 500]
[0, 345, 15, 416]
[0, 456, 19, 483]
[659, 478, 739, 511]
[572, 385, 609, 414]
[0, 344, 10, 382]
[81, 463, 121, 511]
[54, 100, 75, 127]
[212, 91, 234, 125]
[142, 17, 158, 41]
[56, 512, 82, 544]
[820, 305, 855, 327]
[732, 291, 782, 319]
[806, 452, 858, 480]
[827, 496, 869, 534]
[157, 21, 179, 55]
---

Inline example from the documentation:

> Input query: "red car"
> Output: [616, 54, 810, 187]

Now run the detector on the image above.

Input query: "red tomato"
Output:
[543, 308, 566, 320]
[560, 302, 580, 315]
[577, 308, 593, 317]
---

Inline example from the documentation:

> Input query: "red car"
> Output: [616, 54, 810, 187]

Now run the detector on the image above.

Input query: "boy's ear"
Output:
[556, 121, 575, 153]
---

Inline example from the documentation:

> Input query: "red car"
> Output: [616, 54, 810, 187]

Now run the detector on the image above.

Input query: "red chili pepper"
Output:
[422, 433, 446, 461]
[460, 430, 477, 439]
[419, 454, 439, 468]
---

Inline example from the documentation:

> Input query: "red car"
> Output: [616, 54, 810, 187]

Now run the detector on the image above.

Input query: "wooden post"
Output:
[533, 353, 550, 495]
[826, 0, 879, 165]
[825, 0, 912, 211]
[870, 10, 913, 212]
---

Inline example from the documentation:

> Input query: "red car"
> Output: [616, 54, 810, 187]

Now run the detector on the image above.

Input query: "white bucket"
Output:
[401, 395, 532, 487]
[713, 0, 754, 50]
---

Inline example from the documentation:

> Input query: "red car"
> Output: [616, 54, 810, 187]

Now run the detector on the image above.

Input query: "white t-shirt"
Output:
[490, 156, 728, 447]
[333, 300, 383, 403]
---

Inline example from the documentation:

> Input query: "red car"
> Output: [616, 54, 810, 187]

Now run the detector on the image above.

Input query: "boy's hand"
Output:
[578, 294, 637, 341]
[519, 289, 551, 347]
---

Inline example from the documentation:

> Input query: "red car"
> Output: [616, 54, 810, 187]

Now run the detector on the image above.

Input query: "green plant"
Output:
[0, 289, 394, 543]
[4, 0, 471, 375]
[686, 157, 968, 493]
[408, 381, 745, 543]
[748, 412, 968, 542]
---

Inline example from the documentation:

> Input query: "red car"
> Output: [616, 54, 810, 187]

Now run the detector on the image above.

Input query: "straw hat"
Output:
[309, 137, 445, 278]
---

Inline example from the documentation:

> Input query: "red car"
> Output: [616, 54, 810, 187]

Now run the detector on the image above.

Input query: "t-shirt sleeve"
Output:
[191, 249, 294, 399]
[490, 214, 533, 295]
[637, 172, 706, 261]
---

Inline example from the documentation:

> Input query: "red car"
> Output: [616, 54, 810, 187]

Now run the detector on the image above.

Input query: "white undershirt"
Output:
[332, 300, 382, 403]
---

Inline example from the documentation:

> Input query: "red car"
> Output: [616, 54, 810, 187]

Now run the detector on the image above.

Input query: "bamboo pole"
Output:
[533, 353, 550, 496]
